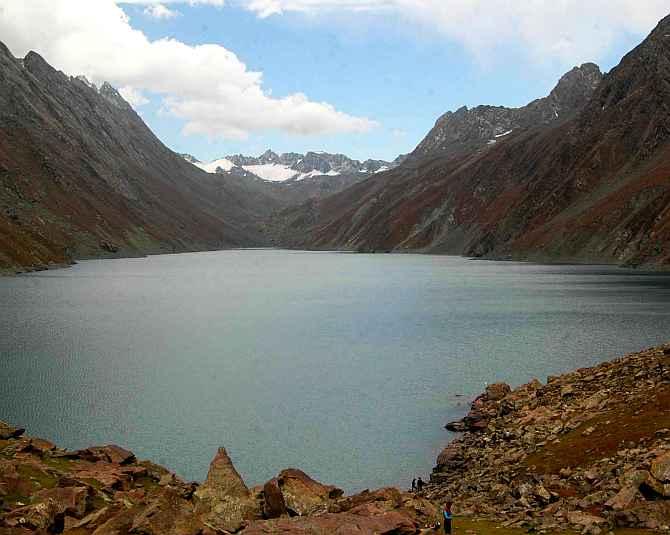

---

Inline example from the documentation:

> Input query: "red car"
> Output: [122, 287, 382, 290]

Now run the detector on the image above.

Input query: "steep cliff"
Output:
[0, 43, 276, 273]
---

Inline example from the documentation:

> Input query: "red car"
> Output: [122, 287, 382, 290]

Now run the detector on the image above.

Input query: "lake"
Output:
[1, 250, 670, 492]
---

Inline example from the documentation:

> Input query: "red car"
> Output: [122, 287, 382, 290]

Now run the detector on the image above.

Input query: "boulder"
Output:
[2, 499, 64, 532]
[276, 468, 344, 516]
[651, 452, 670, 482]
[88, 445, 136, 465]
[484, 383, 512, 401]
[16, 438, 55, 455]
[262, 478, 288, 519]
[436, 443, 462, 470]
[200, 447, 249, 499]
[130, 487, 199, 535]
[34, 486, 89, 518]
[0, 421, 24, 440]
[194, 448, 261, 533]
[606, 485, 641, 510]
[567, 511, 608, 532]
[329, 487, 402, 514]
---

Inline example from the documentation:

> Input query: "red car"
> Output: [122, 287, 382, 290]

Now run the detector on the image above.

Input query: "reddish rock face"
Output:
[262, 478, 288, 519]
[201, 447, 250, 499]
[276, 468, 344, 516]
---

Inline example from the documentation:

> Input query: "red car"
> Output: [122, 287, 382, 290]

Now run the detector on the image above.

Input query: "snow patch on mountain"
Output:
[242, 163, 298, 182]
[195, 158, 235, 173]
[295, 169, 341, 181]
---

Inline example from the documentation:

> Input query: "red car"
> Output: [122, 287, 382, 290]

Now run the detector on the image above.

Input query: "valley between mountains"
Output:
[2, 14, 670, 272]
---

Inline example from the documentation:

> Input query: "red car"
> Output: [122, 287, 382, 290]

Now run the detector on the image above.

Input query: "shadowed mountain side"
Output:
[273, 15, 670, 269]
[0, 42, 280, 273]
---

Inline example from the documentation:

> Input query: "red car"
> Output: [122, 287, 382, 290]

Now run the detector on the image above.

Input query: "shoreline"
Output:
[3, 342, 670, 533]
[4, 246, 670, 278]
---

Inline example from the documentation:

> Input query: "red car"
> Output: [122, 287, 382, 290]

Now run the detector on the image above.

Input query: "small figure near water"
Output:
[411, 478, 417, 492]
[416, 476, 425, 493]
[442, 501, 453, 534]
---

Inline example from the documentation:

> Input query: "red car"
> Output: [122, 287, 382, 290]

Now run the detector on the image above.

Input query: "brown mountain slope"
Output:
[275, 15, 670, 268]
[0, 43, 278, 273]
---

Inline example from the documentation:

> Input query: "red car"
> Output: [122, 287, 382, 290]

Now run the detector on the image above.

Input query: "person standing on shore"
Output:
[442, 501, 453, 534]
[411, 478, 417, 492]
[416, 477, 425, 493]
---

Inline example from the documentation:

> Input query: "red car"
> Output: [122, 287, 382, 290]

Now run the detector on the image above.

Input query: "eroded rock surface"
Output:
[0, 423, 429, 534]
[429, 343, 670, 533]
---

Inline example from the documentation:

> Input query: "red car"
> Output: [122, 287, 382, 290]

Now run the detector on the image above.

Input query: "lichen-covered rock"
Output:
[276, 468, 343, 516]
[194, 447, 261, 532]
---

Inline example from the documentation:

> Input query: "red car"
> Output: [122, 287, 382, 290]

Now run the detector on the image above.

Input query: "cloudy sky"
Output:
[0, 1, 668, 161]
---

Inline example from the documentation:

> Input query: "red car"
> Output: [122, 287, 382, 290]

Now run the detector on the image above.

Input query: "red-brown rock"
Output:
[262, 478, 288, 519]
[276, 468, 344, 516]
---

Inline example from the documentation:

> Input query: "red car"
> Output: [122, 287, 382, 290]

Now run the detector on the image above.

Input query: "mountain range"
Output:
[275, 15, 670, 268]
[1, 13, 670, 272]
[186, 149, 401, 182]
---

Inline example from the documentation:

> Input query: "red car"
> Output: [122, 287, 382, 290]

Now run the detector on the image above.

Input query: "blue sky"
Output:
[122, 3, 649, 161]
[1, 1, 666, 162]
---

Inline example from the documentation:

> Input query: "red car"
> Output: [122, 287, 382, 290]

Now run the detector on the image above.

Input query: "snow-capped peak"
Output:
[194, 157, 234, 174]
[182, 150, 400, 183]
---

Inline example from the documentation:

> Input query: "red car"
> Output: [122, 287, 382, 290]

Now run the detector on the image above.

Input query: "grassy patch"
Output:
[43, 456, 75, 473]
[450, 518, 657, 535]
[16, 463, 58, 490]
[525, 386, 670, 474]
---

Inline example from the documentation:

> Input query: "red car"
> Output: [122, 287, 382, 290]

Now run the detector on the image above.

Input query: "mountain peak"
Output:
[548, 62, 603, 110]
[413, 62, 602, 158]
[99, 82, 132, 110]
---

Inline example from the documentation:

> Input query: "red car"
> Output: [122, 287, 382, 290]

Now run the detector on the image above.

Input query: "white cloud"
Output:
[143, 4, 180, 18]
[118, 86, 150, 106]
[122, 0, 226, 5]
[0, 0, 376, 140]
[239, 0, 669, 65]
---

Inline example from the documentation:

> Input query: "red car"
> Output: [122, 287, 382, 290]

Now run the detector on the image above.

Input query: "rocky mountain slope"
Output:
[182, 150, 404, 210]
[275, 14, 670, 269]
[412, 63, 602, 159]
[0, 41, 278, 274]
[428, 343, 670, 533]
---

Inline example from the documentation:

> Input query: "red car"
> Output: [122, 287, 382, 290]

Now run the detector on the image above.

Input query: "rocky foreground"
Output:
[0, 425, 435, 533]
[429, 343, 670, 533]
[3, 343, 670, 534]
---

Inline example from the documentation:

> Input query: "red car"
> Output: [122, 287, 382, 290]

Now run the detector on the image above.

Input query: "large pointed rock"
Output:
[201, 448, 250, 499]
[195, 448, 261, 533]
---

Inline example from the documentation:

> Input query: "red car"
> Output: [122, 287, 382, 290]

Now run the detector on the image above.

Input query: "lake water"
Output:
[1, 250, 670, 492]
